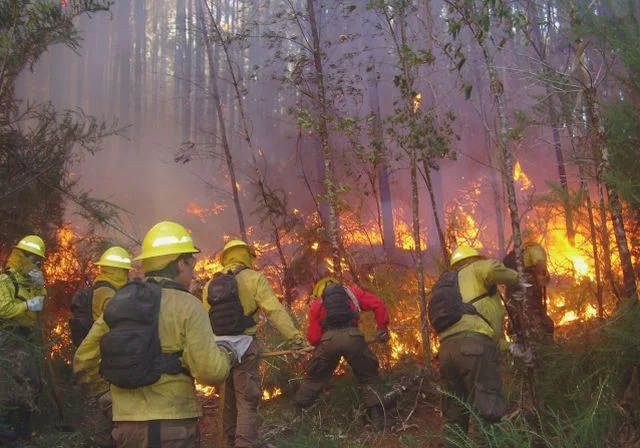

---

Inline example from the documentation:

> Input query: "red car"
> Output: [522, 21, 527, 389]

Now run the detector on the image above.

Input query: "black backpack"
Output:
[207, 267, 257, 336]
[427, 271, 494, 334]
[321, 283, 358, 329]
[69, 281, 116, 346]
[99, 278, 187, 389]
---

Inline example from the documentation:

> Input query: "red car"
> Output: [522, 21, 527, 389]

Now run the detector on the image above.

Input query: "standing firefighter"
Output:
[203, 239, 305, 448]
[504, 241, 554, 344]
[428, 246, 531, 441]
[70, 246, 132, 448]
[0, 235, 47, 441]
[294, 277, 390, 427]
[74, 221, 234, 448]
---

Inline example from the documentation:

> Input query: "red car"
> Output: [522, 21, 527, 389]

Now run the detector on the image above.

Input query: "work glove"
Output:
[26, 268, 45, 289]
[216, 340, 239, 367]
[26, 296, 45, 312]
[290, 337, 311, 360]
[508, 343, 535, 368]
[375, 328, 390, 343]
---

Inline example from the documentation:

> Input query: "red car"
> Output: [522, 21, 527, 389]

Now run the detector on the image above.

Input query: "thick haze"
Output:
[17, 0, 576, 257]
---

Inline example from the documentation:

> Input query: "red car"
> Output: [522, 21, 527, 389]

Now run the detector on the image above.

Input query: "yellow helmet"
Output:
[15, 235, 46, 258]
[450, 245, 480, 267]
[134, 221, 200, 261]
[311, 277, 340, 298]
[220, 239, 255, 260]
[96, 246, 132, 270]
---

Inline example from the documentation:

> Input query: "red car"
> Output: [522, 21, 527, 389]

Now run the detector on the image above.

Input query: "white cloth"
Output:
[215, 335, 253, 363]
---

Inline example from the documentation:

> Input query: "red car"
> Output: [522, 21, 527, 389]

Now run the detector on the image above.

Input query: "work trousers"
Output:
[222, 339, 261, 448]
[438, 332, 506, 434]
[295, 327, 381, 409]
[95, 391, 114, 448]
[112, 418, 199, 448]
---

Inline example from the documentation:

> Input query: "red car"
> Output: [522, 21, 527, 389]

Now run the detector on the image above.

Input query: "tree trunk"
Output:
[307, 0, 341, 276]
[421, 162, 449, 261]
[410, 139, 430, 360]
[200, 12, 247, 240]
[134, 0, 146, 145]
[367, 75, 395, 259]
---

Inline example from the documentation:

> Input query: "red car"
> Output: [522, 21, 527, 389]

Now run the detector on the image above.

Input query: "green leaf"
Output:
[464, 84, 473, 100]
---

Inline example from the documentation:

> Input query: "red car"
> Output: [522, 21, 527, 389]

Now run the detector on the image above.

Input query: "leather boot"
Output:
[365, 405, 386, 429]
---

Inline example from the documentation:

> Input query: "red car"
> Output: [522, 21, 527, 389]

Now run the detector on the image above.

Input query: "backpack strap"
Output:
[93, 280, 117, 292]
[227, 266, 259, 320]
[466, 285, 497, 330]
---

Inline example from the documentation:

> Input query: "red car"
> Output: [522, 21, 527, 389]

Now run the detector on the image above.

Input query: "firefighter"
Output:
[503, 241, 554, 344]
[294, 276, 390, 427]
[74, 221, 233, 448]
[80, 246, 132, 448]
[436, 246, 531, 440]
[202, 239, 305, 448]
[0, 235, 47, 441]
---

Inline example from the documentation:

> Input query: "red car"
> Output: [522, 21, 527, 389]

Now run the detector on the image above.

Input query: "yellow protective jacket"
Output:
[203, 262, 301, 341]
[438, 259, 519, 345]
[0, 269, 46, 328]
[91, 268, 128, 321]
[73, 276, 231, 420]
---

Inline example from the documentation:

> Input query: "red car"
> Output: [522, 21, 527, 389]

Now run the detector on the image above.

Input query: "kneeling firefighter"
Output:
[203, 239, 306, 448]
[0, 235, 47, 441]
[70, 246, 132, 448]
[429, 246, 531, 441]
[74, 221, 235, 448]
[294, 276, 390, 427]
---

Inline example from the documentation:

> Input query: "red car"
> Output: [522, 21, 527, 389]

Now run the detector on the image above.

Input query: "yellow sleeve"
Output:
[202, 279, 211, 312]
[254, 274, 301, 341]
[92, 287, 116, 321]
[484, 259, 519, 288]
[182, 303, 231, 386]
[0, 276, 28, 320]
[73, 316, 110, 397]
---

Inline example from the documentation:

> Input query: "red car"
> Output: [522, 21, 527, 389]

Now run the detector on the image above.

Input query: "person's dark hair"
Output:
[146, 254, 194, 278]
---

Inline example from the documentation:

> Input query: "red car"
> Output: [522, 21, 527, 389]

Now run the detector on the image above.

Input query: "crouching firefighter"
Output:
[428, 246, 532, 442]
[203, 239, 306, 448]
[70, 246, 132, 448]
[294, 276, 390, 428]
[74, 221, 235, 448]
[0, 235, 47, 441]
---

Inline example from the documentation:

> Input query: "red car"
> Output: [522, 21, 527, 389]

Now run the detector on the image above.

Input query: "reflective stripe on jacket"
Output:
[73, 277, 231, 419]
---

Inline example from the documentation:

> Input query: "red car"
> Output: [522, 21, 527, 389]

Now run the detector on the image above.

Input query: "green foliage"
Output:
[0, 0, 119, 252]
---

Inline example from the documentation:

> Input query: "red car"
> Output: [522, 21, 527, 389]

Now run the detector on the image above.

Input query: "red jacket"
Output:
[306, 285, 390, 346]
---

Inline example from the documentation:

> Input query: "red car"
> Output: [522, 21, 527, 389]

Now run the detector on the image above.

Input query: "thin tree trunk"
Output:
[134, 0, 145, 145]
[307, 0, 341, 276]
[202, 0, 293, 299]
[200, 14, 247, 240]
[367, 75, 395, 258]
[421, 162, 448, 261]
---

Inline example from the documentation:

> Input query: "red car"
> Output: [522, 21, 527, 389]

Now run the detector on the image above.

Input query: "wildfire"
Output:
[195, 383, 217, 397]
[388, 329, 421, 362]
[44, 225, 83, 284]
[185, 201, 226, 223]
[262, 387, 282, 401]
[513, 161, 533, 191]
[48, 318, 73, 365]
[413, 92, 422, 113]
